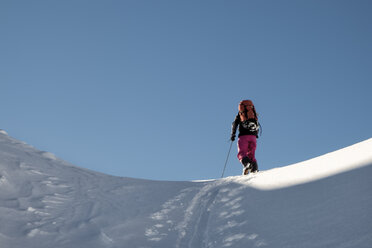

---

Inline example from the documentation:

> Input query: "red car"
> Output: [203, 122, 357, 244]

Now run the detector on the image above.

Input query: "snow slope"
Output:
[0, 130, 371, 248]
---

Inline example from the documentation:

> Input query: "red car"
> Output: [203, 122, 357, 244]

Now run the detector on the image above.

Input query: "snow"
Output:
[0, 130, 371, 248]
[236, 138, 372, 190]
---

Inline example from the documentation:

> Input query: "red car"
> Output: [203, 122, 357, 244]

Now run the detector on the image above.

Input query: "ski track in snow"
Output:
[175, 182, 221, 248]
[145, 176, 264, 248]
[145, 181, 223, 248]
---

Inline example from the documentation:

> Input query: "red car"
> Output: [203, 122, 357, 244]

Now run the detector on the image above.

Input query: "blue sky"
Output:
[1, 0, 371, 181]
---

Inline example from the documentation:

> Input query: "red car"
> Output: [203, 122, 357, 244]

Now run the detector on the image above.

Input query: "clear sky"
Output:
[1, 0, 372, 181]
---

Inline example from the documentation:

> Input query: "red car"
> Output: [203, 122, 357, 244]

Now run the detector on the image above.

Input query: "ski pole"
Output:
[221, 140, 233, 178]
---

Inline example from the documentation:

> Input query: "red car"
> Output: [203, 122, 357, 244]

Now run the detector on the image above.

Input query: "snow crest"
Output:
[0, 132, 371, 248]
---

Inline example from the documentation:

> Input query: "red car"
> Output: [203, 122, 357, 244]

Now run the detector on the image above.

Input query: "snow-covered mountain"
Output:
[0, 129, 371, 248]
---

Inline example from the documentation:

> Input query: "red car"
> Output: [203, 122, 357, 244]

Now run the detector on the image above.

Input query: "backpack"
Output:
[238, 100, 258, 122]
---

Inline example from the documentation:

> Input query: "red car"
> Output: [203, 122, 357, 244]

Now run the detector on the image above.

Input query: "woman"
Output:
[230, 100, 260, 175]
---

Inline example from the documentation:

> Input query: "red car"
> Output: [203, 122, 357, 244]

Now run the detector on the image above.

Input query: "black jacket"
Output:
[231, 114, 259, 138]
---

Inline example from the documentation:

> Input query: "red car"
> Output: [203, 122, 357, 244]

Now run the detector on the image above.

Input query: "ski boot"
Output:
[250, 161, 259, 173]
[241, 157, 252, 175]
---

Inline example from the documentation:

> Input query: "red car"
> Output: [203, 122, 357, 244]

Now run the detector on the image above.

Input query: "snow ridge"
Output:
[0, 131, 371, 248]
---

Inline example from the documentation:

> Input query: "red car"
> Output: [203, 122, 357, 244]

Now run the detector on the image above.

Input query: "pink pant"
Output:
[237, 135, 257, 163]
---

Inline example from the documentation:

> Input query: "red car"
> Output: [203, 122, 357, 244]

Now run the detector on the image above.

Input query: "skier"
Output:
[230, 100, 260, 175]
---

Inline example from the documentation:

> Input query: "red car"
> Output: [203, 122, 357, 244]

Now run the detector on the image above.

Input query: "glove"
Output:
[230, 134, 236, 141]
